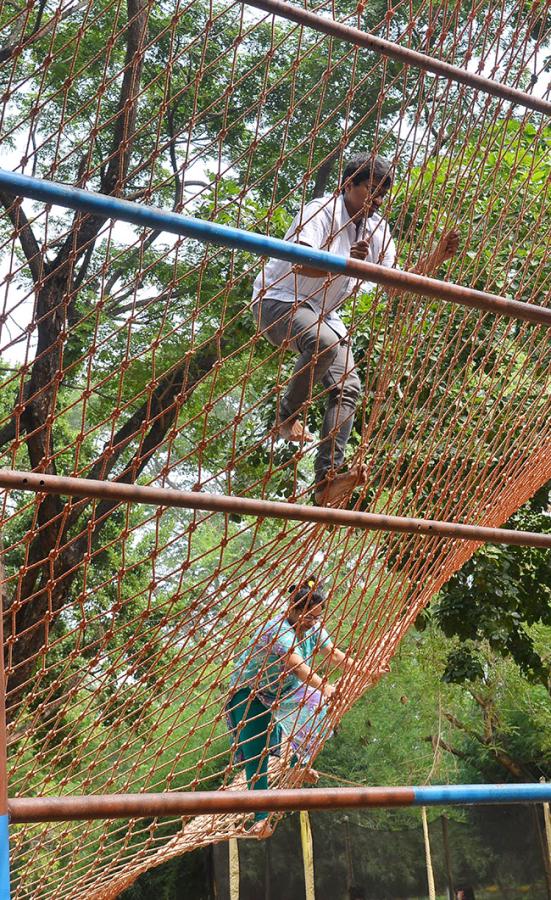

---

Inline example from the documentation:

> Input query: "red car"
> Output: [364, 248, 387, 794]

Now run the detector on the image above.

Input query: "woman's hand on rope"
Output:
[322, 681, 337, 701]
[367, 662, 390, 686]
[350, 662, 390, 696]
[303, 767, 320, 784]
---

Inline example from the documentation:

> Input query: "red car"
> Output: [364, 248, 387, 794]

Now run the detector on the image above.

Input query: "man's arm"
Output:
[374, 229, 459, 301]
[351, 230, 460, 278]
[293, 242, 329, 278]
[409, 230, 460, 276]
[295, 228, 459, 281]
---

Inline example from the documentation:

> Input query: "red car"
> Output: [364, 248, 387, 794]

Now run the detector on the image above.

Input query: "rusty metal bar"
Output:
[9, 784, 551, 823]
[241, 0, 551, 116]
[343, 259, 551, 324]
[0, 470, 550, 549]
[0, 169, 550, 327]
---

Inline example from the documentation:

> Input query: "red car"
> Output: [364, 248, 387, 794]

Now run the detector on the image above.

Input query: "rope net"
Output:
[0, 0, 549, 896]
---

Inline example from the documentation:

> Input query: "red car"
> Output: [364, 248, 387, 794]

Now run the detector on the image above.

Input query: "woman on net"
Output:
[227, 578, 385, 838]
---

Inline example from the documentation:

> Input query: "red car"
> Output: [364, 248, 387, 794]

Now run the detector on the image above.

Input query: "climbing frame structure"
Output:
[0, 0, 549, 896]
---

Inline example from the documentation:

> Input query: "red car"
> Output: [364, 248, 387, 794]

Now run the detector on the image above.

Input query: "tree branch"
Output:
[0, 0, 87, 64]
[0, 192, 42, 284]
[312, 151, 339, 199]
[101, 97, 189, 311]
[1, 3, 153, 713]
[53, 0, 151, 274]
[424, 734, 469, 761]
[443, 710, 531, 780]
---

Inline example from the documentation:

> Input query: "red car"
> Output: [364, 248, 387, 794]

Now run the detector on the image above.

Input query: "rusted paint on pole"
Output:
[8, 784, 551, 823]
[0, 469, 550, 549]
[241, 0, 551, 116]
[7, 788, 414, 822]
[343, 258, 551, 325]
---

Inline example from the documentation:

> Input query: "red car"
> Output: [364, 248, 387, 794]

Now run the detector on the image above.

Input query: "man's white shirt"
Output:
[252, 193, 397, 337]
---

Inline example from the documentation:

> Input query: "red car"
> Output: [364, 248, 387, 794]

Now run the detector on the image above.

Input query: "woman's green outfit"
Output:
[227, 614, 333, 822]
[226, 688, 276, 822]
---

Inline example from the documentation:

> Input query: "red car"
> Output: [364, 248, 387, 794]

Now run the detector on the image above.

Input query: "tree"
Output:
[432, 481, 551, 687]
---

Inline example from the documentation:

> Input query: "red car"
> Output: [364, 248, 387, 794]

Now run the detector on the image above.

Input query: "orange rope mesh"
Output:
[0, 0, 550, 896]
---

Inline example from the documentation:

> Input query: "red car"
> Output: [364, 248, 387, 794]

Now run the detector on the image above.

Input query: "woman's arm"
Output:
[287, 651, 336, 699]
[320, 644, 389, 686]
[319, 643, 354, 670]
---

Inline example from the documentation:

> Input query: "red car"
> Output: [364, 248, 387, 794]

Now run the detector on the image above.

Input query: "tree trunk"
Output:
[5, 342, 219, 716]
[1, 0, 154, 715]
[312, 155, 338, 198]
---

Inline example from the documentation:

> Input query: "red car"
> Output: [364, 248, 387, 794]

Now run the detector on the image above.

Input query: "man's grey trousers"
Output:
[255, 297, 361, 485]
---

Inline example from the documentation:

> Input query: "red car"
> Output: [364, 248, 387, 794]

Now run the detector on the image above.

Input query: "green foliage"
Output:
[442, 645, 485, 683]
[434, 483, 551, 686]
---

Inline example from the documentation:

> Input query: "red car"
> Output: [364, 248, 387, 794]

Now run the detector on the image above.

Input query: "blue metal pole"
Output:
[0, 169, 348, 275]
[0, 550, 9, 900]
[0, 169, 550, 327]
[0, 817, 8, 900]
[413, 784, 551, 806]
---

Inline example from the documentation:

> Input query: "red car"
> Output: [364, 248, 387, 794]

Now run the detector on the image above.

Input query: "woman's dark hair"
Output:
[288, 579, 326, 612]
[341, 153, 393, 194]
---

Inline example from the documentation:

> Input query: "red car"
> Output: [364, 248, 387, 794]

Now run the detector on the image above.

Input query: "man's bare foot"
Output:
[240, 819, 274, 840]
[278, 418, 314, 442]
[314, 464, 368, 508]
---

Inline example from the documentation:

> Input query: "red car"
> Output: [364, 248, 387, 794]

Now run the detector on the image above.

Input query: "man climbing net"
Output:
[253, 153, 459, 507]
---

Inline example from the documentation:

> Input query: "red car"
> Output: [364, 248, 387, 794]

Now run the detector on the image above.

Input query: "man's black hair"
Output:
[341, 153, 393, 194]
